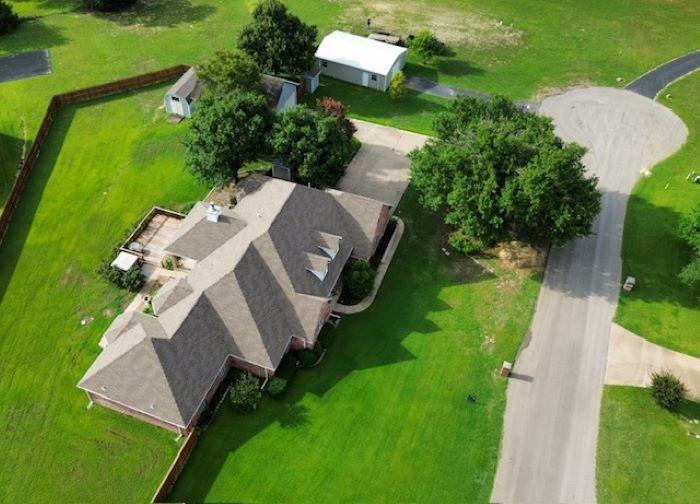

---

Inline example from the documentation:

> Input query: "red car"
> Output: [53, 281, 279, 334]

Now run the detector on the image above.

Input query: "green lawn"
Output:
[597, 386, 700, 503]
[169, 190, 542, 502]
[0, 83, 207, 502]
[615, 73, 700, 357]
[2, 0, 699, 201]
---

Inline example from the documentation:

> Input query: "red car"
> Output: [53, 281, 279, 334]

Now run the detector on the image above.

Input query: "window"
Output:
[171, 96, 180, 102]
[371, 74, 377, 81]
[321, 61, 328, 68]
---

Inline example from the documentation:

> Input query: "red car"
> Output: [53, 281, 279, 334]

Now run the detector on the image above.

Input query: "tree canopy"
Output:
[271, 105, 354, 186]
[0, 0, 19, 35]
[83, 0, 136, 12]
[410, 96, 601, 252]
[238, 0, 317, 75]
[678, 203, 700, 288]
[198, 49, 262, 95]
[409, 31, 449, 63]
[185, 91, 273, 185]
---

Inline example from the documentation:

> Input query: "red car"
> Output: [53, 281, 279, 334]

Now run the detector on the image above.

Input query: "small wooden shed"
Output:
[164, 67, 202, 119]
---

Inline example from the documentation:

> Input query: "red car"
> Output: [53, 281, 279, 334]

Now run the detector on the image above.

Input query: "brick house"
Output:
[78, 175, 391, 435]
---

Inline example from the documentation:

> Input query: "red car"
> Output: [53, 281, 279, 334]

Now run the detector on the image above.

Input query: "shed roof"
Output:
[315, 31, 407, 75]
[166, 67, 201, 99]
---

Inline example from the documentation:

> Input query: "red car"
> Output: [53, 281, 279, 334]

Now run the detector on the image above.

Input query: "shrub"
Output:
[318, 328, 334, 349]
[0, 1, 19, 35]
[410, 30, 449, 63]
[83, 0, 137, 12]
[266, 376, 287, 398]
[97, 256, 144, 293]
[296, 348, 318, 367]
[229, 372, 261, 413]
[316, 97, 357, 136]
[651, 371, 686, 410]
[162, 255, 175, 271]
[388, 71, 406, 100]
[345, 260, 376, 300]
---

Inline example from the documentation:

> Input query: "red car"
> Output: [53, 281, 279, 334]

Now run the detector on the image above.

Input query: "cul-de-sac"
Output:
[0, 1, 698, 503]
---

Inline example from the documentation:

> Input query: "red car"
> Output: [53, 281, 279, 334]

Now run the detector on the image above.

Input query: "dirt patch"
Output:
[339, 1, 522, 48]
[497, 241, 546, 270]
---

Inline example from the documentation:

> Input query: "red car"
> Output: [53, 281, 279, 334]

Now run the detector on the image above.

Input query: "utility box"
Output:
[500, 361, 513, 377]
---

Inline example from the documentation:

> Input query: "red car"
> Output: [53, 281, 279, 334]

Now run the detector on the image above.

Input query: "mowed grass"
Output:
[2, 0, 699, 201]
[0, 84, 207, 502]
[169, 191, 542, 503]
[616, 73, 700, 356]
[597, 386, 700, 503]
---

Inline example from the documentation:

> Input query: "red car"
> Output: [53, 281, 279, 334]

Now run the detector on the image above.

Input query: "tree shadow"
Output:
[0, 17, 69, 53]
[12, 0, 81, 14]
[0, 108, 76, 306]
[167, 190, 499, 501]
[94, 0, 216, 28]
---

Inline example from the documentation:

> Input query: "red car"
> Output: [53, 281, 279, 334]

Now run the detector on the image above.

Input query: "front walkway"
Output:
[337, 120, 427, 210]
[605, 323, 700, 400]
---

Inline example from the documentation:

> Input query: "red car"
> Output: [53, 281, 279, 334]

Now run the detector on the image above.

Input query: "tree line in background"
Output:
[410, 96, 602, 253]
[185, 0, 355, 188]
[678, 203, 700, 290]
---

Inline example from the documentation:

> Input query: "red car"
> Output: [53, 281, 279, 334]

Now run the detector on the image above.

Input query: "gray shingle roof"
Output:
[79, 175, 388, 428]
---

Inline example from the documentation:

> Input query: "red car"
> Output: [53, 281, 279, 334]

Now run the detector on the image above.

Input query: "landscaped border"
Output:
[0, 65, 190, 247]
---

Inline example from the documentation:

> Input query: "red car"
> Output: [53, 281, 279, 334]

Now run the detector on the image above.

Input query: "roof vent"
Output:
[206, 202, 221, 223]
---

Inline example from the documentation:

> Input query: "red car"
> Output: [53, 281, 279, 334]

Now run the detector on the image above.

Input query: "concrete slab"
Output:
[606, 323, 700, 400]
[0, 49, 52, 84]
[337, 120, 428, 209]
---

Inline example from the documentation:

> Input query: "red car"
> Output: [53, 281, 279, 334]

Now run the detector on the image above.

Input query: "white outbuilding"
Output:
[314, 31, 408, 92]
[164, 67, 202, 119]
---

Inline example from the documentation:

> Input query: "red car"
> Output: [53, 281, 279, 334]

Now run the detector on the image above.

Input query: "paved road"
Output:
[626, 50, 700, 98]
[491, 88, 687, 503]
[405, 75, 539, 111]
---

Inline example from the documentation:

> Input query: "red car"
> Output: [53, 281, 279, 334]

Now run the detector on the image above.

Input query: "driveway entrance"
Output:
[337, 120, 428, 210]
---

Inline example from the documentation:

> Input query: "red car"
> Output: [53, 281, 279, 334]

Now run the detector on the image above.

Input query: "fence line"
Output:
[151, 430, 199, 503]
[0, 65, 189, 246]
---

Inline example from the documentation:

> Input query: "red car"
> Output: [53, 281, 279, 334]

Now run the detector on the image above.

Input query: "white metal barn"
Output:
[315, 31, 408, 92]
[164, 67, 202, 118]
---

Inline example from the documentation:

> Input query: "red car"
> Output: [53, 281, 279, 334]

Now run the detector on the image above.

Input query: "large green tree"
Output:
[0, 0, 19, 35]
[238, 0, 317, 75]
[198, 49, 262, 95]
[185, 91, 273, 185]
[678, 203, 700, 288]
[410, 96, 601, 252]
[271, 105, 353, 186]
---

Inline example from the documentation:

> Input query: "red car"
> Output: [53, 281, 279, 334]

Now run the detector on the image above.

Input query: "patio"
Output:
[121, 207, 186, 267]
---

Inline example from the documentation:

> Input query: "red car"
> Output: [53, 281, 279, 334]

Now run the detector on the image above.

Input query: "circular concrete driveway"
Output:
[492, 88, 687, 504]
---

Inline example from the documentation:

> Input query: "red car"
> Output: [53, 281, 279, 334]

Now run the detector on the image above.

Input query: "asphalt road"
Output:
[626, 50, 700, 99]
[491, 88, 687, 503]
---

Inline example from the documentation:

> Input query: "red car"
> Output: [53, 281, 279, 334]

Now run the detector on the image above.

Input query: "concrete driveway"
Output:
[337, 120, 428, 209]
[491, 88, 687, 503]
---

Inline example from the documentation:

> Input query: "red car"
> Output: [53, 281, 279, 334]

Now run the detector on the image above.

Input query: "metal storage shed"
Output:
[315, 31, 408, 92]
[164, 67, 202, 119]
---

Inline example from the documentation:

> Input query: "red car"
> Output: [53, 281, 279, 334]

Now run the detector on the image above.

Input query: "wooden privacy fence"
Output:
[151, 430, 199, 503]
[0, 65, 190, 247]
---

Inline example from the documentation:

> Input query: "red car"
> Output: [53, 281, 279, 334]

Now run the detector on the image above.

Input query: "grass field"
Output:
[169, 190, 542, 502]
[2, 0, 699, 202]
[0, 83, 207, 502]
[616, 73, 700, 357]
[597, 386, 700, 503]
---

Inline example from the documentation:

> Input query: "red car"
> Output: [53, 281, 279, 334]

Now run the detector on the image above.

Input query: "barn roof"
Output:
[315, 31, 407, 75]
[166, 67, 201, 99]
